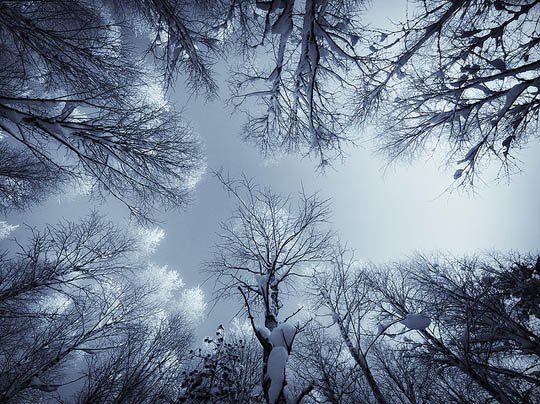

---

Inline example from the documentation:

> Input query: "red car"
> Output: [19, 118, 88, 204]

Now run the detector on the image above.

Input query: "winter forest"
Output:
[0, 0, 539, 403]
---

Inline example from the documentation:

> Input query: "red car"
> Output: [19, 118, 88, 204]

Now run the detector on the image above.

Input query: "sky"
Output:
[4, 80, 539, 338]
[2, 0, 540, 339]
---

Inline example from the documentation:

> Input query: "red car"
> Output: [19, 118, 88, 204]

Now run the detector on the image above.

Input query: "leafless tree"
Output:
[222, 0, 540, 182]
[0, 0, 205, 221]
[76, 315, 193, 404]
[310, 246, 388, 404]
[205, 172, 334, 403]
[305, 248, 540, 403]
[359, 0, 540, 185]
[291, 323, 372, 404]
[108, 0, 221, 93]
[370, 253, 540, 404]
[370, 343, 458, 404]
[0, 142, 65, 212]
[0, 214, 134, 307]
[0, 214, 194, 403]
[224, 0, 369, 167]
[5, 0, 538, 188]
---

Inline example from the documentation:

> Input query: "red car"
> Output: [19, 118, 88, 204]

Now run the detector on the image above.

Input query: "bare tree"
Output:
[0, 0, 205, 221]
[0, 142, 65, 212]
[0, 215, 194, 403]
[310, 246, 388, 404]
[0, 214, 134, 307]
[224, 0, 368, 167]
[305, 248, 540, 403]
[370, 253, 540, 404]
[76, 315, 193, 404]
[221, 0, 540, 182]
[370, 343, 457, 404]
[5, 0, 538, 188]
[291, 323, 372, 404]
[205, 173, 333, 403]
[108, 0, 220, 93]
[304, 248, 540, 403]
[358, 0, 540, 185]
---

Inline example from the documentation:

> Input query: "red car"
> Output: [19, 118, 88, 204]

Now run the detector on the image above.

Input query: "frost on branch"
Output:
[0, 221, 18, 240]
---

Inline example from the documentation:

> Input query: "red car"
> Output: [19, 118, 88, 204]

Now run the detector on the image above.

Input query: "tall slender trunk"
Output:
[334, 314, 387, 404]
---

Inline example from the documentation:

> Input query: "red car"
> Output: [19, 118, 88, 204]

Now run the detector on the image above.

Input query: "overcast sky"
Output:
[4, 84, 539, 337]
[2, 0, 539, 339]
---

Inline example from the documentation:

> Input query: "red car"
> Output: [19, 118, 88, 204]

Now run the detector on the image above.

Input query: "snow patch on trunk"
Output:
[267, 346, 289, 403]
[269, 322, 297, 351]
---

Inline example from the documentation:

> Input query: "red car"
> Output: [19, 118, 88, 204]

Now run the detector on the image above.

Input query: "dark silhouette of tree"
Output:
[298, 250, 540, 403]
[108, 0, 220, 93]
[359, 0, 540, 185]
[76, 315, 192, 404]
[0, 142, 65, 212]
[219, 0, 540, 182]
[205, 173, 333, 403]
[4, 0, 538, 190]
[291, 323, 372, 404]
[369, 344, 449, 404]
[309, 246, 391, 404]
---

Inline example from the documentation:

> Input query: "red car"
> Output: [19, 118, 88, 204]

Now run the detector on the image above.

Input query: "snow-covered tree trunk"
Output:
[208, 175, 331, 404]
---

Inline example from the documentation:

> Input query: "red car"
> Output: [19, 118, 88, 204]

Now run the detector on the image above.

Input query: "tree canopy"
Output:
[0, 1, 538, 403]
[0, 0, 205, 221]
[360, 0, 540, 185]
